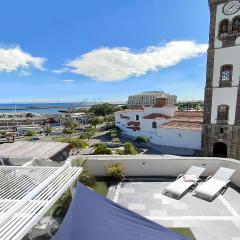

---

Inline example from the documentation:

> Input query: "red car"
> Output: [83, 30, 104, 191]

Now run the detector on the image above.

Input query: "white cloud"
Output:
[0, 46, 46, 72]
[63, 41, 208, 82]
[53, 67, 69, 74]
[18, 70, 31, 77]
[60, 79, 75, 83]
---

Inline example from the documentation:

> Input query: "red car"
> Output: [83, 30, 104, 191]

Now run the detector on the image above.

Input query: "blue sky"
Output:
[0, 0, 209, 103]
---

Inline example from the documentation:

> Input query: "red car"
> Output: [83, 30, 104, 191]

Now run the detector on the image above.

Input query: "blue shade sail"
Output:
[54, 183, 190, 240]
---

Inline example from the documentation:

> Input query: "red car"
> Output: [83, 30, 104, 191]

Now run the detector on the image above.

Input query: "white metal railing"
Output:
[0, 164, 82, 240]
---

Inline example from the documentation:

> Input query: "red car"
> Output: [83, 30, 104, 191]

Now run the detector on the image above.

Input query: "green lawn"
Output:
[170, 228, 196, 239]
[93, 181, 109, 196]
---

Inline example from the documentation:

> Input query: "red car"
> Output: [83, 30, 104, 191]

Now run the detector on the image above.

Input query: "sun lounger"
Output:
[192, 167, 235, 202]
[162, 166, 205, 200]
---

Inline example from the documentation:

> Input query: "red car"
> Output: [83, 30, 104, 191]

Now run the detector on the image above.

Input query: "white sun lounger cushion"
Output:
[193, 167, 235, 201]
[163, 166, 205, 199]
[183, 174, 198, 182]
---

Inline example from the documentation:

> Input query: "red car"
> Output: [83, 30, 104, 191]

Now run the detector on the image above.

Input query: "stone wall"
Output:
[202, 0, 240, 160]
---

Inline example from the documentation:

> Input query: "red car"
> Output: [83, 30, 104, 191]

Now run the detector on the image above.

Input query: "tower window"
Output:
[217, 105, 229, 121]
[152, 121, 157, 129]
[219, 128, 224, 134]
[218, 19, 229, 37]
[220, 65, 233, 82]
[232, 16, 240, 33]
[136, 115, 139, 121]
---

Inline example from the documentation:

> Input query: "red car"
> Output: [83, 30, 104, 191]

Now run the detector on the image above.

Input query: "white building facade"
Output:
[127, 91, 177, 108]
[202, 0, 240, 159]
[116, 98, 203, 150]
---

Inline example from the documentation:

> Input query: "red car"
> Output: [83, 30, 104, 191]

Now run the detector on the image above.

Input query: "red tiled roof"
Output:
[143, 113, 171, 120]
[159, 111, 203, 131]
[174, 111, 203, 117]
[120, 115, 130, 119]
[117, 109, 144, 113]
[127, 121, 140, 126]
[171, 111, 203, 122]
[160, 120, 202, 131]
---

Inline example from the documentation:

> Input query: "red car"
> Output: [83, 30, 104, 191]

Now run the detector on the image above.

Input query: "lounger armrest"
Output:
[177, 174, 184, 180]
[196, 178, 201, 184]
[206, 175, 212, 181]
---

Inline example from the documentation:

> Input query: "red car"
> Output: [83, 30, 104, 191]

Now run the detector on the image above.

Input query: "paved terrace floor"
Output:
[108, 181, 240, 240]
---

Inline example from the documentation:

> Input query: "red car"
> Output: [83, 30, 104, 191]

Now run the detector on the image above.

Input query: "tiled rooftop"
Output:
[160, 120, 202, 130]
[174, 111, 204, 117]
[159, 111, 203, 130]
[143, 113, 171, 120]
[127, 121, 140, 126]
[108, 181, 240, 240]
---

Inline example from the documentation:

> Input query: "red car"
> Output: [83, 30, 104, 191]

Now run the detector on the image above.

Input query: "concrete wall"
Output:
[85, 155, 240, 187]
[141, 119, 168, 132]
[211, 87, 238, 125]
[211, 3, 240, 125]
[157, 128, 202, 150]
[115, 123, 201, 150]
[213, 47, 240, 87]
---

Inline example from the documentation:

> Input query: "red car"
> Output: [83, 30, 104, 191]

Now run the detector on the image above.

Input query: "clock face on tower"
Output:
[223, 0, 240, 15]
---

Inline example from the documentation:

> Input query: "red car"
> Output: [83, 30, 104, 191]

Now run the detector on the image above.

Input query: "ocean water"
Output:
[0, 103, 93, 114]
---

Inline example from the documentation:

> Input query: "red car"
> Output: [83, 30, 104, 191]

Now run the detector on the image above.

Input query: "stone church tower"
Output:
[202, 0, 240, 159]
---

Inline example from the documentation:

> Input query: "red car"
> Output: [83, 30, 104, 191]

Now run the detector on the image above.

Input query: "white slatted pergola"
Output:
[0, 164, 82, 240]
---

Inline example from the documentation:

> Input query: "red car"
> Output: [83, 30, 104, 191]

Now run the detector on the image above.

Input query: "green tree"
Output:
[109, 127, 120, 138]
[120, 105, 128, 110]
[79, 131, 95, 140]
[69, 139, 88, 149]
[135, 136, 150, 144]
[25, 129, 37, 137]
[44, 125, 52, 136]
[63, 128, 76, 137]
[90, 116, 103, 128]
[64, 118, 78, 129]
[104, 114, 115, 123]
[93, 144, 112, 155]
[89, 103, 117, 116]
[123, 142, 138, 155]
[26, 113, 34, 118]
[57, 137, 88, 149]
[63, 118, 78, 137]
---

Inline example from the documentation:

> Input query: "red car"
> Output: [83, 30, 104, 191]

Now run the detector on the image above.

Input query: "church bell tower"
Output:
[202, 0, 240, 159]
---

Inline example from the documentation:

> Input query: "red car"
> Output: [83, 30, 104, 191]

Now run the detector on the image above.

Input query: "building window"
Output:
[220, 65, 233, 82]
[217, 105, 229, 121]
[219, 128, 224, 134]
[152, 121, 157, 129]
[232, 16, 240, 33]
[136, 115, 139, 121]
[218, 19, 229, 37]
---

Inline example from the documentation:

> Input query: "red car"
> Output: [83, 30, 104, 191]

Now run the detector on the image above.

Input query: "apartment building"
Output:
[127, 91, 177, 108]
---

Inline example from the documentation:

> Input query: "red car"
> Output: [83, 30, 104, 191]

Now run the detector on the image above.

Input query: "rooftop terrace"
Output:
[108, 181, 240, 240]
[84, 155, 240, 240]
[0, 141, 70, 165]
